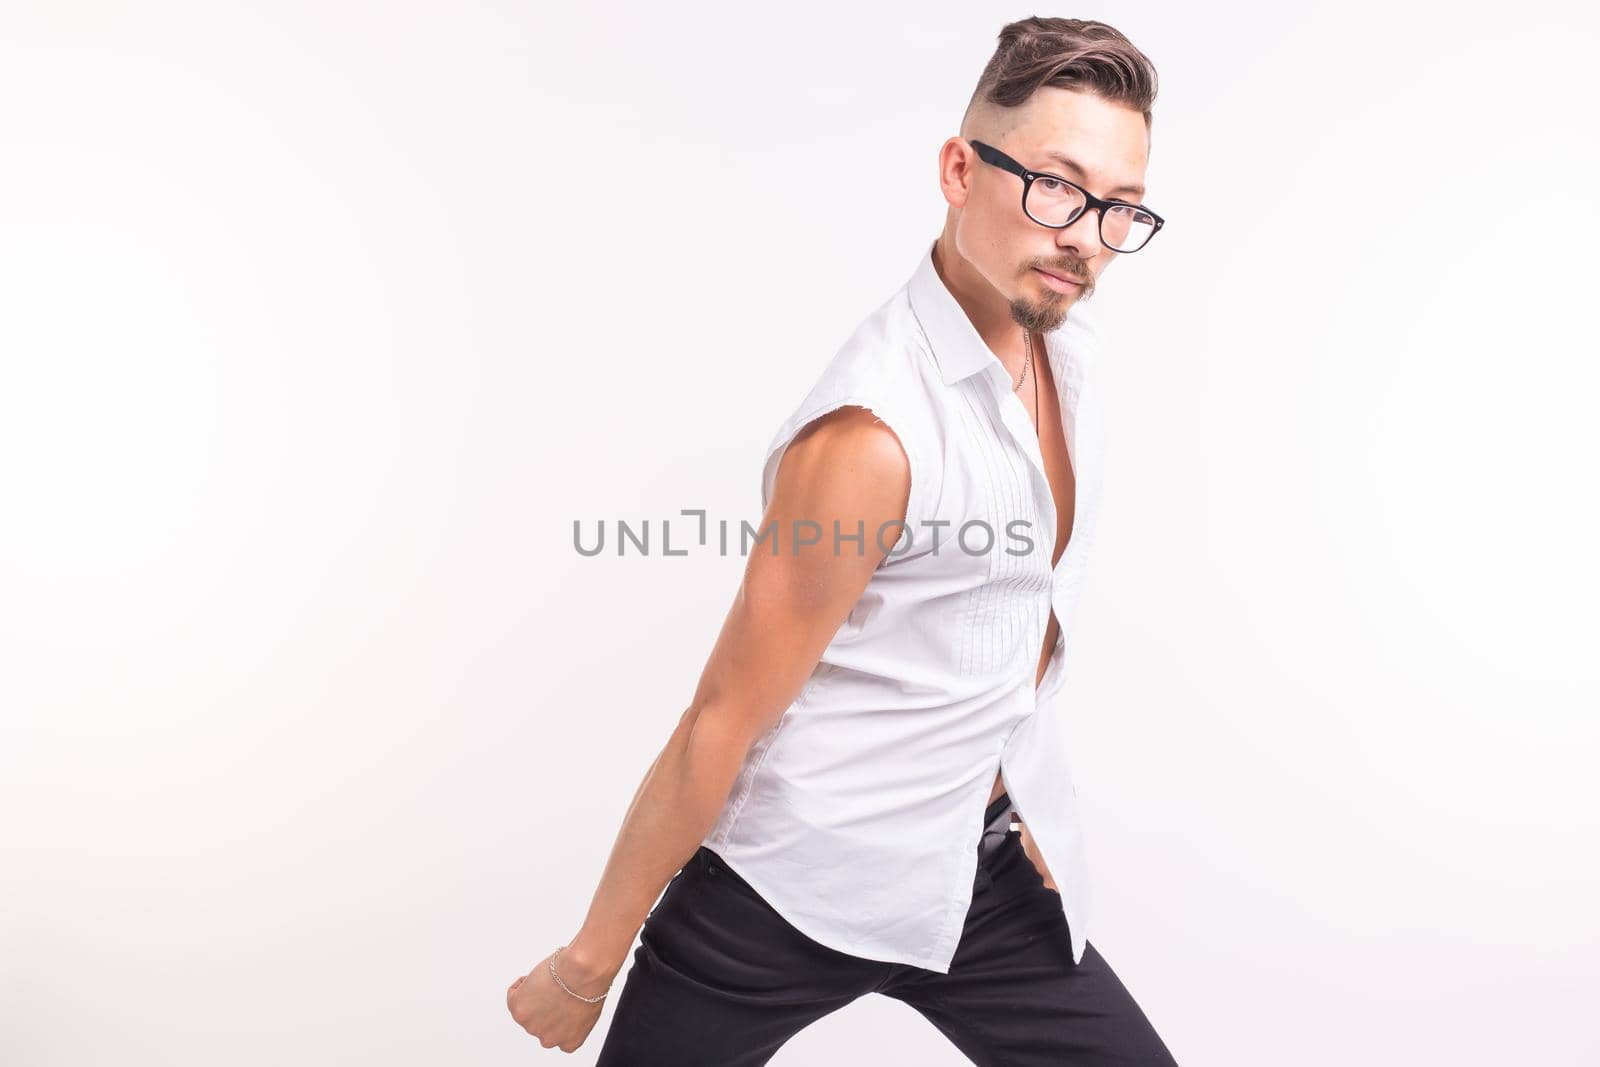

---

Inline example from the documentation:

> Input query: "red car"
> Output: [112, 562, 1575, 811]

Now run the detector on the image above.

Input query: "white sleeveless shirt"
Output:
[702, 238, 1107, 972]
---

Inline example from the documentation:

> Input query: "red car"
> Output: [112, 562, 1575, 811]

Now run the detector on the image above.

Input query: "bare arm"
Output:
[1016, 819, 1058, 891]
[507, 406, 912, 1051]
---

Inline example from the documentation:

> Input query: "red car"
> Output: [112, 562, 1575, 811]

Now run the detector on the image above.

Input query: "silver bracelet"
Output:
[549, 945, 610, 1004]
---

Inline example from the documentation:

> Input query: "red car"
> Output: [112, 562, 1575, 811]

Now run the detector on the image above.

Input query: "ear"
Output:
[936, 137, 975, 211]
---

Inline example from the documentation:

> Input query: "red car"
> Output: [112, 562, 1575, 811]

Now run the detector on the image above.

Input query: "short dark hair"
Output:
[968, 17, 1159, 131]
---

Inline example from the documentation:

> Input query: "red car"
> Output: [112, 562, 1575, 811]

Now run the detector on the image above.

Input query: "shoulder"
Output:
[758, 292, 943, 557]
[786, 404, 911, 472]
[772, 292, 940, 452]
[770, 404, 911, 525]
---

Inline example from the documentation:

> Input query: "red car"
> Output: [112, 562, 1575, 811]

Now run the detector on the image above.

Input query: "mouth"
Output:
[1033, 267, 1085, 293]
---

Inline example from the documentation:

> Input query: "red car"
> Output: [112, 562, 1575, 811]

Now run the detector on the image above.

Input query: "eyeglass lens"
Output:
[1025, 178, 1156, 252]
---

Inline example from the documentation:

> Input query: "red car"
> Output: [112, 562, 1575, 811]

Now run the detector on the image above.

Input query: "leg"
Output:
[595, 846, 888, 1067]
[877, 832, 1180, 1066]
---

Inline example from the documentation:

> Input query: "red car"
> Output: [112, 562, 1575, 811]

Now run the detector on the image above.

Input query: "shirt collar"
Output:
[905, 238, 1098, 390]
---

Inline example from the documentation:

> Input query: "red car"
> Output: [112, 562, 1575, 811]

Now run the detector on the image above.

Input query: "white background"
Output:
[3, 2, 1597, 1064]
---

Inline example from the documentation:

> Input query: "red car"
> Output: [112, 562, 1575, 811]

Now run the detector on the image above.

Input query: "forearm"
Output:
[560, 705, 753, 984]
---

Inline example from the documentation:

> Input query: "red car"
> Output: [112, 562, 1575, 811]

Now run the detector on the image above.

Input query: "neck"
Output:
[931, 233, 1032, 385]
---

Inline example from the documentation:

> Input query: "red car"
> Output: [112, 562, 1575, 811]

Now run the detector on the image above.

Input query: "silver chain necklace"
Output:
[1015, 330, 1039, 428]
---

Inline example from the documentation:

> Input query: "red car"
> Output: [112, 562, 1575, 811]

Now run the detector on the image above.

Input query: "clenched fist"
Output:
[505, 947, 611, 1054]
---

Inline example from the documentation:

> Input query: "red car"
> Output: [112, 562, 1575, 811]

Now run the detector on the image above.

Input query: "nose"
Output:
[1055, 205, 1105, 260]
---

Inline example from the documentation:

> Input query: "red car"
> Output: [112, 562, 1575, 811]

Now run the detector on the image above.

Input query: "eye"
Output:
[1036, 177, 1067, 192]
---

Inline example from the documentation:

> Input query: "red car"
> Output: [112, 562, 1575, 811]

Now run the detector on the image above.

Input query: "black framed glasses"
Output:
[968, 139, 1164, 254]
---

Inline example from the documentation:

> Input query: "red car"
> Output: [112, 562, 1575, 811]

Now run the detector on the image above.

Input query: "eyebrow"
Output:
[1039, 151, 1145, 200]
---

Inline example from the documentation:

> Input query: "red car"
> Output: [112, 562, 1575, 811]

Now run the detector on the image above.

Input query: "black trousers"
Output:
[594, 794, 1180, 1065]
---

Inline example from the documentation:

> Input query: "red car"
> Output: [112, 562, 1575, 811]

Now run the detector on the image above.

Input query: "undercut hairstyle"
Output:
[968, 17, 1159, 130]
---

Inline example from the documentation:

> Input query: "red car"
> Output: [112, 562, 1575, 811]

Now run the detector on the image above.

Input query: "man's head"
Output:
[937, 17, 1159, 333]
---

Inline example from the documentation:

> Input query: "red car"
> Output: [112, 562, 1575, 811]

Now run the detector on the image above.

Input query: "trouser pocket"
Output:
[700, 847, 767, 902]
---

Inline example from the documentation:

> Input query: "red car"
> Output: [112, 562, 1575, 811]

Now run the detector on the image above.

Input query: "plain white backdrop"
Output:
[2, 2, 1597, 1064]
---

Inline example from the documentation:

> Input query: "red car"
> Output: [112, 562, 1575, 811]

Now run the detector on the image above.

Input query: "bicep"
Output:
[686, 406, 911, 751]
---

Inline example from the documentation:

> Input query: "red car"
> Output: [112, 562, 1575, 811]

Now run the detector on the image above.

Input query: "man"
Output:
[508, 16, 1179, 1065]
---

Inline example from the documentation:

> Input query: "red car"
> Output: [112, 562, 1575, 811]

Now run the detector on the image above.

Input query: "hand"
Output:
[505, 946, 612, 1054]
[1015, 818, 1059, 892]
